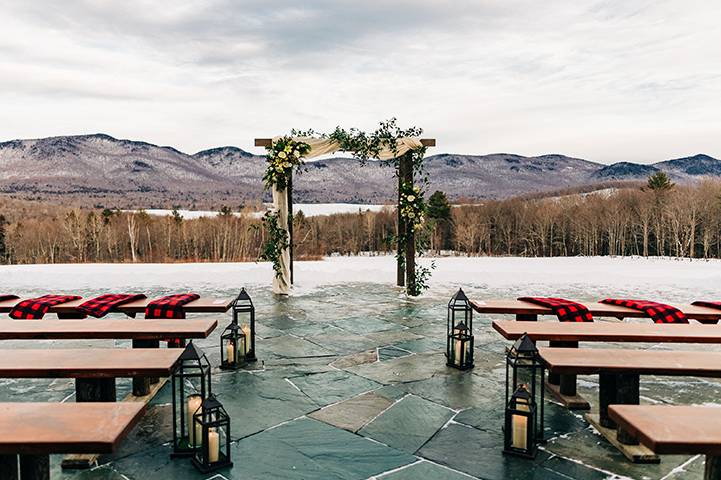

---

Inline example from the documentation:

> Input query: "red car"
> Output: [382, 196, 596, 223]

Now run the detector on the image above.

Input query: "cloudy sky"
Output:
[1, 0, 720, 163]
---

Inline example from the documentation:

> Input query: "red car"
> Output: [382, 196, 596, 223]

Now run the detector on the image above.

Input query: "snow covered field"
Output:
[136, 203, 389, 220]
[3, 256, 721, 303]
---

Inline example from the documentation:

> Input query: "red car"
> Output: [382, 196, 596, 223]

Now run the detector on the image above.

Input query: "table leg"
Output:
[19, 454, 49, 480]
[0, 454, 18, 480]
[75, 378, 116, 402]
[549, 341, 579, 394]
[706, 455, 721, 480]
[132, 339, 160, 395]
[516, 314, 537, 321]
[599, 373, 618, 428]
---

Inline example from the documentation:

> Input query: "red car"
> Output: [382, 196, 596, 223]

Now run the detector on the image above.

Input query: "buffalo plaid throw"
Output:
[146, 293, 200, 347]
[9, 295, 82, 320]
[690, 301, 721, 324]
[77, 293, 147, 318]
[518, 297, 594, 322]
[600, 298, 688, 324]
[0, 295, 19, 302]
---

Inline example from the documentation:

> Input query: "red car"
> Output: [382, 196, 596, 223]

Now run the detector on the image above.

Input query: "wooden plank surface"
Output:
[539, 347, 721, 377]
[473, 299, 721, 322]
[0, 349, 181, 378]
[586, 413, 659, 463]
[0, 297, 234, 314]
[0, 318, 217, 340]
[609, 405, 721, 456]
[0, 402, 145, 455]
[493, 320, 721, 344]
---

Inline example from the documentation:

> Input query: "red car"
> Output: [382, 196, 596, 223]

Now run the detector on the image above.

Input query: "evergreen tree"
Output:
[427, 190, 452, 251]
[646, 171, 674, 192]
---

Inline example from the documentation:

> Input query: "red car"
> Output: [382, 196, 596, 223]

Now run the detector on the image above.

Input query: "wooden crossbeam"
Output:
[254, 138, 436, 148]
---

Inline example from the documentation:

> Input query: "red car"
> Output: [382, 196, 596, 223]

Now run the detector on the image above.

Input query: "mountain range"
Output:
[0, 133, 719, 208]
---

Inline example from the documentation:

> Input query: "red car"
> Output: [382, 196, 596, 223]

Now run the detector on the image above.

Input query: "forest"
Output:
[2, 173, 720, 264]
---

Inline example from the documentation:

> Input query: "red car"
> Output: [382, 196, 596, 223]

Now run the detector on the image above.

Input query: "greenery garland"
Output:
[259, 210, 289, 279]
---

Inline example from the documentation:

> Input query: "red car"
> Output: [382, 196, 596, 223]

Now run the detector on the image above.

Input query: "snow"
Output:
[3, 256, 721, 302]
[132, 203, 390, 220]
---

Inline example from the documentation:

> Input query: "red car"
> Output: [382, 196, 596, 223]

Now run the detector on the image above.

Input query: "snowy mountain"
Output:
[0, 134, 719, 208]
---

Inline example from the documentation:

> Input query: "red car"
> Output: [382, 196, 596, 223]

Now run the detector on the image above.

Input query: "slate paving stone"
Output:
[393, 337, 445, 354]
[263, 334, 335, 358]
[233, 417, 416, 480]
[0, 378, 74, 402]
[359, 395, 454, 454]
[212, 372, 319, 438]
[306, 333, 379, 355]
[544, 426, 693, 479]
[344, 352, 451, 384]
[363, 329, 422, 346]
[109, 443, 214, 480]
[308, 391, 394, 432]
[288, 370, 382, 406]
[417, 423, 605, 480]
[399, 372, 501, 410]
[330, 349, 378, 368]
[374, 385, 408, 401]
[377, 460, 477, 479]
[378, 345, 412, 361]
[285, 322, 345, 338]
[332, 317, 403, 335]
[260, 356, 338, 377]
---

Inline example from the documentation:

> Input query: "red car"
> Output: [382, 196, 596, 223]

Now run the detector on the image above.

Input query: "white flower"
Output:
[406, 195, 415, 202]
[408, 212, 415, 218]
[278, 151, 287, 159]
[293, 150, 301, 158]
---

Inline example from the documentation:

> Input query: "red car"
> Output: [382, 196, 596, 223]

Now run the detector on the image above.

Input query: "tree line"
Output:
[2, 173, 721, 264]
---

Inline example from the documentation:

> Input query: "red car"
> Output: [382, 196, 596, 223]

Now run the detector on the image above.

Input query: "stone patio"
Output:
[4, 282, 717, 479]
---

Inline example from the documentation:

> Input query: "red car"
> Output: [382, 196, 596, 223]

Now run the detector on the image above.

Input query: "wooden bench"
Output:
[0, 296, 234, 316]
[493, 319, 721, 409]
[609, 405, 721, 479]
[0, 402, 145, 480]
[0, 348, 182, 401]
[540, 347, 721, 463]
[472, 299, 721, 323]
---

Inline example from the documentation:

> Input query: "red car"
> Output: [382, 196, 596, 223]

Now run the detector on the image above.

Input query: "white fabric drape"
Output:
[272, 137, 424, 161]
[271, 186, 291, 295]
[268, 136, 424, 294]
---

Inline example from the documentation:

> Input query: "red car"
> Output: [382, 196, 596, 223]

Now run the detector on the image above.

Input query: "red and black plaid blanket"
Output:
[600, 298, 688, 324]
[9, 295, 82, 320]
[145, 293, 200, 347]
[518, 297, 593, 322]
[0, 295, 19, 302]
[77, 293, 147, 318]
[690, 301, 721, 324]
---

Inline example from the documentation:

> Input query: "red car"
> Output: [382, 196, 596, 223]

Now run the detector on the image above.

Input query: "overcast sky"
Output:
[1, 0, 720, 163]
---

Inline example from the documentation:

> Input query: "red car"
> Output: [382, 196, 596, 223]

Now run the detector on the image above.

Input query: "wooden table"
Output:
[0, 296, 234, 316]
[0, 402, 145, 480]
[472, 299, 721, 323]
[0, 319, 217, 341]
[540, 347, 721, 463]
[609, 405, 721, 479]
[0, 348, 181, 401]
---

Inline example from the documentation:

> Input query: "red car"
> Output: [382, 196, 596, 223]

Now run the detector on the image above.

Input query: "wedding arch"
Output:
[254, 120, 435, 296]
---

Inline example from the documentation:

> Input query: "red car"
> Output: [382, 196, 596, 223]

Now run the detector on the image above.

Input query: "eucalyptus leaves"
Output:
[259, 210, 289, 279]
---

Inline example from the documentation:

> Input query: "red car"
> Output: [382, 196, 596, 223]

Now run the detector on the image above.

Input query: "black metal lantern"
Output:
[232, 288, 256, 362]
[504, 333, 545, 458]
[219, 322, 246, 370]
[191, 394, 233, 473]
[504, 384, 537, 458]
[446, 288, 474, 370]
[171, 342, 212, 457]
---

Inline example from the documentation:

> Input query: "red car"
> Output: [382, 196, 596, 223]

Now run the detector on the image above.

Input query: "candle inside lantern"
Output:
[511, 395, 530, 450]
[241, 324, 251, 355]
[453, 323, 466, 366]
[226, 341, 235, 364]
[186, 395, 202, 446]
[208, 427, 220, 463]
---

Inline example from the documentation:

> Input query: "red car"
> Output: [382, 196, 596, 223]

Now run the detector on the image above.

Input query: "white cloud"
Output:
[0, 0, 719, 163]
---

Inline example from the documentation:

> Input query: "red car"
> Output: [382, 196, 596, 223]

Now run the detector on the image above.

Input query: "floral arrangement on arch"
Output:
[399, 182, 426, 232]
[262, 136, 312, 190]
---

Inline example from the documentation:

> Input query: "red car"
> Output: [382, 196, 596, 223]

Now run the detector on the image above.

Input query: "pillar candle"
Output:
[186, 395, 202, 446]
[453, 326, 464, 366]
[241, 324, 251, 355]
[511, 403, 530, 450]
[226, 341, 235, 364]
[208, 427, 220, 463]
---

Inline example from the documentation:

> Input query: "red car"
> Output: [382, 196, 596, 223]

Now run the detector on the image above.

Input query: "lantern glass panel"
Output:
[504, 385, 537, 458]
[220, 323, 247, 369]
[232, 288, 256, 361]
[171, 342, 212, 456]
[192, 395, 233, 473]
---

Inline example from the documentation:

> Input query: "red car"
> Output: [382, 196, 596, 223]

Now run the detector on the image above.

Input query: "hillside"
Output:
[1, 134, 719, 208]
